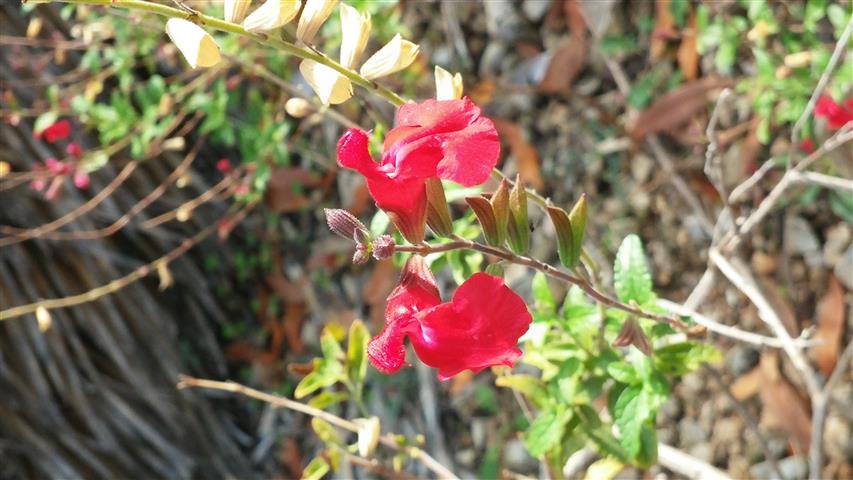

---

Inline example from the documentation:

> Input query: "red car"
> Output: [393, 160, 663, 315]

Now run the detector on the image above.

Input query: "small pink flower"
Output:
[66, 142, 82, 157]
[798, 138, 815, 154]
[216, 158, 232, 173]
[73, 170, 90, 189]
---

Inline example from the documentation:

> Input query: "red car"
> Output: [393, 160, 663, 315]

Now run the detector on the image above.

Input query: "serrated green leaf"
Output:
[606, 362, 639, 385]
[302, 457, 330, 480]
[524, 409, 571, 457]
[532, 272, 555, 315]
[654, 342, 723, 375]
[614, 234, 653, 305]
[346, 320, 369, 387]
[613, 385, 649, 457]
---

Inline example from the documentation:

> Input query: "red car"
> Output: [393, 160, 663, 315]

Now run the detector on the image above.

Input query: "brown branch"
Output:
[177, 376, 459, 480]
[396, 236, 691, 331]
[139, 173, 238, 229]
[0, 202, 256, 321]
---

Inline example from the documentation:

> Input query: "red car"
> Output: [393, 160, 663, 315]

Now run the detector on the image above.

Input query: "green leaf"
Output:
[302, 457, 330, 480]
[495, 375, 548, 406]
[346, 320, 369, 387]
[369, 209, 390, 237]
[607, 362, 639, 385]
[636, 423, 658, 468]
[33, 111, 59, 134]
[524, 409, 571, 457]
[612, 385, 650, 457]
[654, 342, 723, 375]
[321, 329, 345, 361]
[614, 234, 653, 305]
[532, 272, 555, 315]
[307, 391, 350, 410]
[294, 358, 344, 399]
[311, 418, 342, 446]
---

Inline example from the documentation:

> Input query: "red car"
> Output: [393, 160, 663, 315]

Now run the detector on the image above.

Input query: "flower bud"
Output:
[242, 0, 301, 32]
[297, 0, 338, 44]
[223, 0, 252, 23]
[434, 66, 463, 101]
[36, 305, 52, 332]
[490, 179, 509, 247]
[339, 3, 371, 69]
[466, 195, 502, 246]
[612, 317, 651, 356]
[352, 247, 369, 265]
[386, 209, 425, 244]
[507, 175, 529, 254]
[546, 203, 576, 268]
[355, 417, 381, 457]
[284, 97, 313, 118]
[372, 234, 395, 260]
[359, 33, 419, 80]
[484, 262, 505, 277]
[425, 178, 453, 237]
[567, 194, 588, 268]
[165, 18, 221, 69]
[73, 171, 90, 189]
[299, 59, 353, 105]
[324, 208, 368, 240]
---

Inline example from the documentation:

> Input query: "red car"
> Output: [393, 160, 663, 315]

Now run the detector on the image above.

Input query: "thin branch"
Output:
[0, 202, 256, 321]
[809, 341, 853, 480]
[176, 376, 459, 480]
[704, 88, 732, 201]
[790, 16, 853, 154]
[396, 237, 692, 331]
[656, 298, 817, 349]
[788, 170, 853, 193]
[708, 249, 821, 399]
[139, 173, 238, 229]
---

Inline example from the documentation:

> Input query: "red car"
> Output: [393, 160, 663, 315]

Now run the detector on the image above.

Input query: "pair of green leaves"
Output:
[294, 320, 370, 401]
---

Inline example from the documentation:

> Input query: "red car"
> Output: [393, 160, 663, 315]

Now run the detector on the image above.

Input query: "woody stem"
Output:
[396, 237, 690, 331]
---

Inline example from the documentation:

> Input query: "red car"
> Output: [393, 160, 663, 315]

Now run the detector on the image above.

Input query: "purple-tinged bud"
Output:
[325, 208, 369, 241]
[612, 317, 651, 356]
[353, 247, 370, 265]
[372, 235, 396, 260]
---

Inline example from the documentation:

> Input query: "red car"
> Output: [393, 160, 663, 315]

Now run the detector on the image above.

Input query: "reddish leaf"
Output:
[630, 77, 733, 140]
[758, 352, 812, 454]
[282, 303, 306, 354]
[650, 0, 676, 60]
[814, 275, 845, 376]
[264, 167, 328, 213]
[539, 0, 587, 95]
[493, 119, 544, 190]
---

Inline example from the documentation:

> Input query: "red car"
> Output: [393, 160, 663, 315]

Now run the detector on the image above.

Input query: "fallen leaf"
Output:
[279, 438, 303, 479]
[650, 0, 676, 60]
[264, 167, 332, 213]
[677, 8, 699, 80]
[494, 119, 544, 190]
[539, 0, 587, 95]
[757, 352, 812, 454]
[282, 303, 306, 354]
[630, 77, 733, 140]
[814, 275, 845, 376]
[731, 364, 763, 401]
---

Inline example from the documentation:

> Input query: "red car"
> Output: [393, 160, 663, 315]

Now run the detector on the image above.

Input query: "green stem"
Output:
[46, 0, 407, 106]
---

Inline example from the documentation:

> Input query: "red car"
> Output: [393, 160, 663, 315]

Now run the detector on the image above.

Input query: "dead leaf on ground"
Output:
[731, 364, 763, 401]
[757, 352, 812, 454]
[282, 303, 306, 354]
[650, 0, 676, 60]
[265, 167, 333, 213]
[814, 275, 845, 376]
[279, 438, 303, 479]
[677, 7, 699, 80]
[630, 77, 733, 140]
[539, 0, 587, 95]
[493, 118, 544, 190]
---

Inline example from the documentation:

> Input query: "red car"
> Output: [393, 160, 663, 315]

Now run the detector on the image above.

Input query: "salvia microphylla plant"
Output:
[38, 0, 725, 473]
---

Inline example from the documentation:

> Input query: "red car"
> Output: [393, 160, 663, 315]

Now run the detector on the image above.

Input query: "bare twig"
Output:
[139, 173, 239, 229]
[0, 202, 256, 321]
[788, 170, 853, 193]
[809, 341, 853, 480]
[657, 443, 732, 480]
[176, 376, 459, 480]
[708, 249, 821, 399]
[656, 298, 816, 349]
[704, 89, 732, 200]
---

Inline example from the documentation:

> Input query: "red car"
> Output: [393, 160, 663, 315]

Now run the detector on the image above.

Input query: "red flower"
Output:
[337, 97, 500, 243]
[35, 119, 71, 143]
[216, 158, 232, 173]
[66, 142, 82, 157]
[798, 138, 815, 154]
[367, 256, 531, 380]
[814, 96, 853, 130]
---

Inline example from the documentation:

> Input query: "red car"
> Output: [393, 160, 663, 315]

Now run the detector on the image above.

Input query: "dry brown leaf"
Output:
[282, 303, 306, 354]
[494, 119, 544, 190]
[731, 364, 763, 401]
[677, 8, 699, 80]
[651, 0, 676, 60]
[814, 275, 846, 376]
[757, 352, 812, 454]
[630, 77, 733, 140]
[264, 167, 333, 213]
[539, 0, 587, 95]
